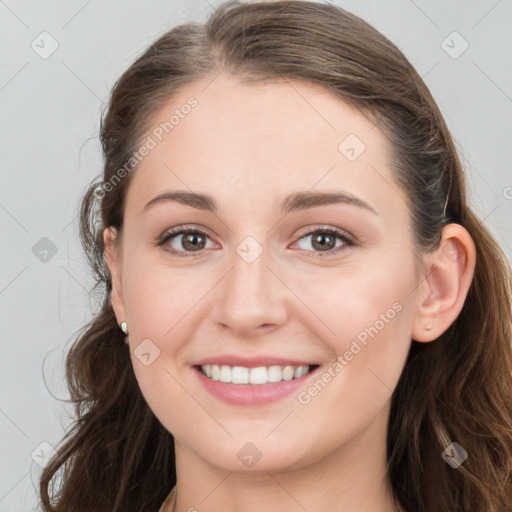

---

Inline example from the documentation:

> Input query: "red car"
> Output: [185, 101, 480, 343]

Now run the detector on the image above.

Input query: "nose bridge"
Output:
[214, 236, 287, 332]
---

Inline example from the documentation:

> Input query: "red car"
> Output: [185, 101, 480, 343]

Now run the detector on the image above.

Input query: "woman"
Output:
[39, 1, 512, 511]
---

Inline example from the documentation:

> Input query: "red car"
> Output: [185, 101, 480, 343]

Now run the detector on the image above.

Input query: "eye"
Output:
[292, 226, 355, 258]
[155, 224, 356, 259]
[156, 225, 216, 258]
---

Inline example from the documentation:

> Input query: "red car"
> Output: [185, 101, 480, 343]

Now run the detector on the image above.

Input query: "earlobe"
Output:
[103, 227, 127, 323]
[411, 224, 476, 343]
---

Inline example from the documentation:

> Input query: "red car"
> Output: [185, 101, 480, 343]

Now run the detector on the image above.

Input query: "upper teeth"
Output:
[201, 364, 310, 384]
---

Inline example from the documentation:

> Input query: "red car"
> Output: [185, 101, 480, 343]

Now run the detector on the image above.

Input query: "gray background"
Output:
[1, 0, 511, 510]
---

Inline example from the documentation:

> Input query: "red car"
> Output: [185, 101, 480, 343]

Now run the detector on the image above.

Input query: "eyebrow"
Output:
[142, 190, 378, 215]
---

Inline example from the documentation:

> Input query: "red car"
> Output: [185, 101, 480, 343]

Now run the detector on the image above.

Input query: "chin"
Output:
[191, 436, 327, 474]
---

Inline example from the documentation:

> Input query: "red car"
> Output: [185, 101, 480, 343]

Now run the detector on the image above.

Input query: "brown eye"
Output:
[294, 227, 355, 258]
[180, 232, 207, 251]
[310, 232, 337, 251]
[157, 226, 214, 258]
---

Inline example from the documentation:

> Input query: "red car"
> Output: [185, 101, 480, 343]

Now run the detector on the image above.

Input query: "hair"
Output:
[39, 1, 512, 511]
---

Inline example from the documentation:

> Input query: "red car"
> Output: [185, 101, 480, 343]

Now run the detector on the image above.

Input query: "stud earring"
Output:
[425, 324, 433, 331]
[120, 321, 129, 335]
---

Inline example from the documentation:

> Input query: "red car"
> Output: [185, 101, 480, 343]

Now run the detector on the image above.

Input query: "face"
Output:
[106, 74, 423, 473]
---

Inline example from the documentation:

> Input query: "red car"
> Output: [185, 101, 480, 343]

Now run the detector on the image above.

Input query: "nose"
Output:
[212, 243, 288, 337]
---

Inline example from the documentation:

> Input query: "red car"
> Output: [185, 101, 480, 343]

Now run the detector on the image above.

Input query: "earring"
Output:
[120, 321, 129, 335]
[425, 324, 433, 331]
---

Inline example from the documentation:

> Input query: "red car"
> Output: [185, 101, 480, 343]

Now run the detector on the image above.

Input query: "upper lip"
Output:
[193, 355, 319, 368]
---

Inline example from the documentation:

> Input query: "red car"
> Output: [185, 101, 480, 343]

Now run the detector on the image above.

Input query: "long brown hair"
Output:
[39, 1, 512, 510]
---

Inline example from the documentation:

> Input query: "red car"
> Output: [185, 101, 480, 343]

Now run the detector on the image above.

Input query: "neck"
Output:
[169, 403, 403, 512]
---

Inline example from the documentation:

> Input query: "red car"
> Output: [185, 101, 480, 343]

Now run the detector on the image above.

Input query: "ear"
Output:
[411, 223, 476, 342]
[103, 227, 127, 325]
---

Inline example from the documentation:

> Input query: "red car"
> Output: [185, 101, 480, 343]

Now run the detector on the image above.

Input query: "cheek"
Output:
[292, 259, 415, 348]
[121, 254, 206, 342]
[290, 259, 415, 406]
[288, 295, 412, 457]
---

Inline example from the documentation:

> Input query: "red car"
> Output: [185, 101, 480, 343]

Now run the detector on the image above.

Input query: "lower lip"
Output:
[193, 366, 319, 406]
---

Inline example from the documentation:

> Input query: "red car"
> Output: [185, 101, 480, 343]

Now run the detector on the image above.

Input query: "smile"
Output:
[193, 363, 321, 406]
[199, 364, 314, 384]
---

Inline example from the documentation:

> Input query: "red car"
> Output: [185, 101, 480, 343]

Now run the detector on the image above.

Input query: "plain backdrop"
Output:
[1, 0, 511, 510]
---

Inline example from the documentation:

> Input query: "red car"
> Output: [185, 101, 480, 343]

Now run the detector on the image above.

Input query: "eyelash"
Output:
[155, 224, 356, 259]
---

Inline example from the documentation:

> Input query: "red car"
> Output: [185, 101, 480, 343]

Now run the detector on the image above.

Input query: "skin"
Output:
[104, 73, 476, 512]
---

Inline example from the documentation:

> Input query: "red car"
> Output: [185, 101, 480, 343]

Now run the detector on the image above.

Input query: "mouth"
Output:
[194, 364, 320, 385]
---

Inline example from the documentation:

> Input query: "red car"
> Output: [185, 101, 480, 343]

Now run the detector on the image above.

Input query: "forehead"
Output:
[124, 73, 402, 219]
